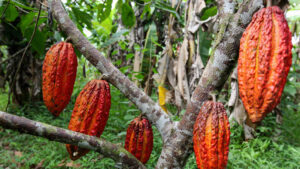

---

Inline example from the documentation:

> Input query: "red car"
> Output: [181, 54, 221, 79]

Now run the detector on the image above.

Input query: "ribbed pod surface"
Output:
[238, 6, 292, 123]
[66, 80, 111, 160]
[124, 116, 153, 164]
[42, 42, 78, 116]
[193, 101, 230, 169]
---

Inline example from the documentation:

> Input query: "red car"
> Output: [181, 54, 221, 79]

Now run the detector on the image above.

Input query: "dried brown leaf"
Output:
[66, 161, 81, 168]
[14, 151, 23, 157]
[34, 159, 45, 169]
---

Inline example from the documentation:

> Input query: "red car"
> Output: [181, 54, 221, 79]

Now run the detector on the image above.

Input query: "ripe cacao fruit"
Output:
[124, 116, 153, 164]
[193, 101, 230, 169]
[66, 79, 111, 160]
[42, 42, 78, 116]
[238, 6, 292, 123]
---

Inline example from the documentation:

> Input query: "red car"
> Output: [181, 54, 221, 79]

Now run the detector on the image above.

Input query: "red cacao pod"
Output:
[238, 6, 292, 123]
[42, 42, 78, 116]
[193, 101, 230, 169]
[66, 79, 111, 160]
[124, 116, 153, 164]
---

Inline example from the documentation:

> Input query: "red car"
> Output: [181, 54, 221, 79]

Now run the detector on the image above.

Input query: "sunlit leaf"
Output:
[97, 0, 113, 21]
[101, 29, 129, 48]
[71, 7, 93, 29]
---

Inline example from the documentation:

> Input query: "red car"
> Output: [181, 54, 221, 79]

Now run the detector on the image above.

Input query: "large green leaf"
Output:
[97, 0, 113, 21]
[71, 7, 93, 29]
[144, 23, 157, 57]
[154, 1, 182, 23]
[10, 0, 35, 11]
[24, 27, 46, 55]
[101, 29, 129, 48]
[19, 12, 35, 36]
[121, 3, 136, 28]
[5, 4, 19, 22]
[93, 8, 114, 37]
[198, 28, 212, 66]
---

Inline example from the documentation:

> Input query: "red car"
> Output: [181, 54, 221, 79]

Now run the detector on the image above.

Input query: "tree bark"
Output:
[0, 111, 146, 169]
[50, 0, 173, 143]
[156, 0, 264, 168]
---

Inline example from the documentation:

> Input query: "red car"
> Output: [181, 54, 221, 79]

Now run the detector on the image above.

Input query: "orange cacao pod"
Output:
[42, 42, 78, 116]
[193, 101, 230, 169]
[124, 116, 153, 164]
[238, 6, 292, 123]
[66, 80, 111, 160]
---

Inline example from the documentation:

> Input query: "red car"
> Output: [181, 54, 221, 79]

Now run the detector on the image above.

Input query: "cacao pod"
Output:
[66, 79, 111, 160]
[238, 6, 292, 123]
[193, 101, 230, 169]
[124, 116, 153, 164]
[42, 42, 78, 116]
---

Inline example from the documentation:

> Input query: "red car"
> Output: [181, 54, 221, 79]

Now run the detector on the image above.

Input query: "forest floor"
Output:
[0, 87, 300, 169]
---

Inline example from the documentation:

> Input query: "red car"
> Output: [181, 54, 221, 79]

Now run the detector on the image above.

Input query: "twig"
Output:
[0, 48, 26, 65]
[6, 4, 42, 111]
[0, 0, 11, 19]
[15, 6, 30, 14]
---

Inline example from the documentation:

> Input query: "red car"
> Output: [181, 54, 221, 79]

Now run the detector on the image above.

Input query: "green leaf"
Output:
[126, 53, 134, 60]
[124, 114, 134, 120]
[154, 1, 182, 23]
[94, 13, 113, 36]
[120, 66, 130, 73]
[10, 0, 35, 11]
[115, 59, 122, 66]
[140, 4, 151, 19]
[97, 0, 113, 21]
[121, 3, 136, 28]
[5, 4, 18, 22]
[198, 28, 212, 65]
[111, 50, 118, 55]
[144, 23, 157, 57]
[134, 73, 144, 81]
[284, 84, 297, 96]
[24, 28, 46, 55]
[19, 12, 35, 35]
[53, 31, 62, 42]
[31, 30, 46, 55]
[71, 7, 93, 29]
[200, 6, 217, 20]
[101, 29, 129, 48]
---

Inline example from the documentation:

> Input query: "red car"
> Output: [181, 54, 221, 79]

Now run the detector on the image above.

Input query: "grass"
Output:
[0, 86, 300, 168]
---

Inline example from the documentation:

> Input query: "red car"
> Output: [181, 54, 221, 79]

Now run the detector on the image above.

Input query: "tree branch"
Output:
[0, 111, 146, 169]
[156, 0, 264, 168]
[50, 0, 173, 142]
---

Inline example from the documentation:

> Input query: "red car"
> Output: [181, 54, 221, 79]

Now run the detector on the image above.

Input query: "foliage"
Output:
[0, 0, 300, 168]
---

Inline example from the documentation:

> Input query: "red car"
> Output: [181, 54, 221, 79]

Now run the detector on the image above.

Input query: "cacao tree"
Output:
[0, 0, 296, 168]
